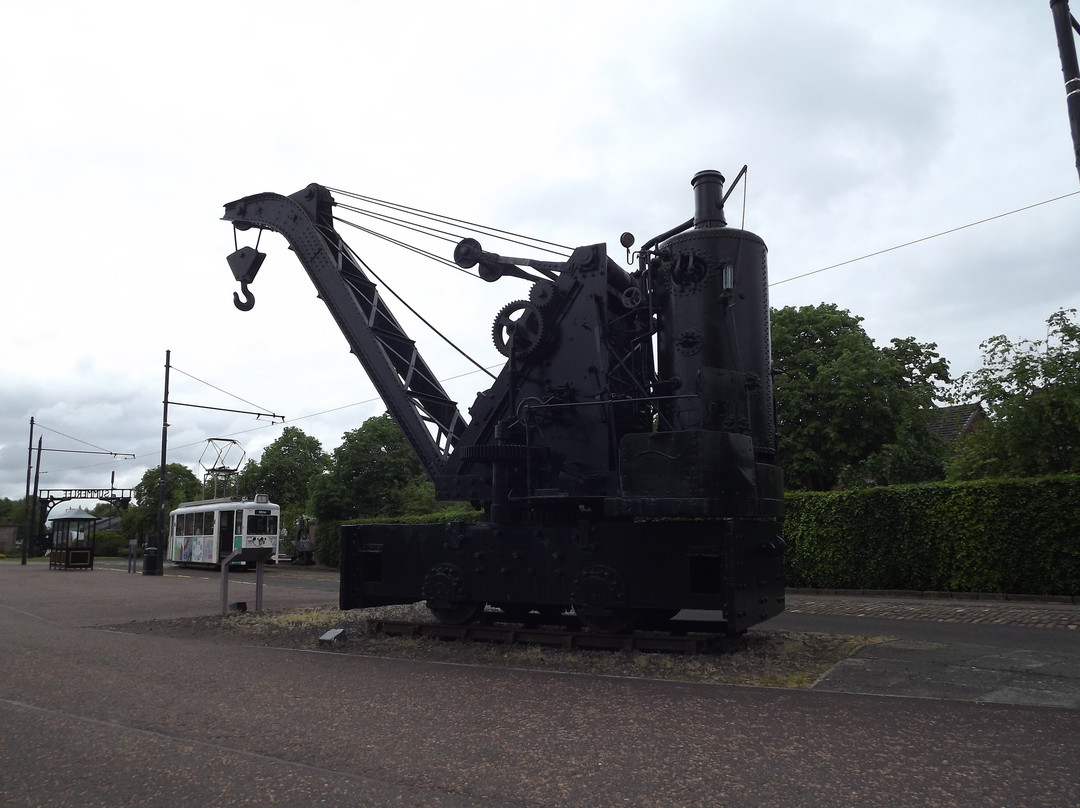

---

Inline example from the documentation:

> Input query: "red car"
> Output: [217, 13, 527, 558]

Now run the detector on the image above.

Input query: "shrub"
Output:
[785, 475, 1080, 595]
[94, 531, 128, 557]
[312, 507, 481, 569]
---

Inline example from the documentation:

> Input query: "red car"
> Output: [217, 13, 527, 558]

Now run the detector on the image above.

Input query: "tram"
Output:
[167, 493, 281, 568]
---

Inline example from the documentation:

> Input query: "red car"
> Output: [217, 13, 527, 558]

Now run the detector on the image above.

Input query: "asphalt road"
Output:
[2, 561, 1078, 807]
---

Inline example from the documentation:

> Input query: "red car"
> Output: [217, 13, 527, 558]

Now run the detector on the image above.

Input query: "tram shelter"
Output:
[48, 507, 97, 570]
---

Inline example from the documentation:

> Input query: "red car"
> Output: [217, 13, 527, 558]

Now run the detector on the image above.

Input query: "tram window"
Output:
[246, 514, 278, 536]
[203, 513, 214, 535]
[183, 513, 194, 536]
[193, 513, 203, 536]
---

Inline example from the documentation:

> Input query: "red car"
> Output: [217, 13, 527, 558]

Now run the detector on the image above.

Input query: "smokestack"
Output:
[691, 170, 727, 229]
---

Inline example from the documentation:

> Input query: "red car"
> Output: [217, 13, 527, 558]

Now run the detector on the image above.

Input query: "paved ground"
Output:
[2, 561, 1079, 807]
[770, 594, 1080, 709]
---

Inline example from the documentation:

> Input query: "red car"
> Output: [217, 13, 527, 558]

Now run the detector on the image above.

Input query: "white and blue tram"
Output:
[167, 494, 281, 568]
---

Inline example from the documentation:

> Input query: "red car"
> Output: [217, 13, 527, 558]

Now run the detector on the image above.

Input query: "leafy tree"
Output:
[235, 426, 329, 509]
[121, 463, 201, 540]
[0, 497, 29, 546]
[309, 414, 433, 521]
[771, 303, 950, 490]
[948, 308, 1080, 479]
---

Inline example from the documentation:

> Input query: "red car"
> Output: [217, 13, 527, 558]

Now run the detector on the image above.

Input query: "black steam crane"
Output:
[222, 170, 785, 635]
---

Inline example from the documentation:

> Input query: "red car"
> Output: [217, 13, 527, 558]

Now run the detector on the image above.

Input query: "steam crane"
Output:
[222, 170, 785, 635]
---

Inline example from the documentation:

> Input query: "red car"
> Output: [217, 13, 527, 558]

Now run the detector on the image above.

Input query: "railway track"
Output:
[367, 616, 737, 654]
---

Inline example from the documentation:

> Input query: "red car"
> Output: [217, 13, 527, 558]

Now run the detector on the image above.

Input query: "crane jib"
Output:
[222, 184, 464, 480]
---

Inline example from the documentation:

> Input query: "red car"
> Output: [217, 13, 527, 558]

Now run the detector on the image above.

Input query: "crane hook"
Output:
[233, 281, 255, 311]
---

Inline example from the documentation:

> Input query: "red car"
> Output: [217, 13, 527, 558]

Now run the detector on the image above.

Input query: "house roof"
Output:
[925, 403, 985, 443]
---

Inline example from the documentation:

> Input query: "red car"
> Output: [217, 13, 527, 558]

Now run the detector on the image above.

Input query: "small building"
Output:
[926, 403, 986, 445]
[49, 507, 97, 570]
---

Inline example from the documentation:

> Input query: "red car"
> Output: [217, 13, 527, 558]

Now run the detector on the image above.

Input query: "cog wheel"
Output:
[492, 300, 545, 358]
[529, 280, 557, 307]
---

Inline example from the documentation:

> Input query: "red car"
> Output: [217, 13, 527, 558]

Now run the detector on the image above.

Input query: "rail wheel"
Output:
[422, 563, 482, 625]
[571, 565, 637, 632]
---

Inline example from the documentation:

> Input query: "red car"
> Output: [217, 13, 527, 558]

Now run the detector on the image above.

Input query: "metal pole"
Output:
[22, 417, 34, 565]
[1051, 0, 1080, 184]
[30, 438, 43, 561]
[154, 349, 171, 575]
[255, 560, 265, 612]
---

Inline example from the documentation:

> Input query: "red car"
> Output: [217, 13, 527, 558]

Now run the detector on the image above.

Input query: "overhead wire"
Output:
[34, 422, 115, 454]
[771, 189, 1080, 287]
[170, 365, 278, 417]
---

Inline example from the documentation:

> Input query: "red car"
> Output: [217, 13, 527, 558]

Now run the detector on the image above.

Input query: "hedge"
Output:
[784, 475, 1080, 596]
[313, 507, 481, 568]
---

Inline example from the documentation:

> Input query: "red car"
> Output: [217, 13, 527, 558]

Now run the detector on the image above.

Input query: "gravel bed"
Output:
[109, 602, 876, 688]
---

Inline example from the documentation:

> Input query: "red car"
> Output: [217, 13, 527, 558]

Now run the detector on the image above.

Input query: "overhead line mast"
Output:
[1051, 0, 1080, 185]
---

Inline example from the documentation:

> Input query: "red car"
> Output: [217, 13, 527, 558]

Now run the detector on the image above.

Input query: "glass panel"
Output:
[246, 514, 279, 535]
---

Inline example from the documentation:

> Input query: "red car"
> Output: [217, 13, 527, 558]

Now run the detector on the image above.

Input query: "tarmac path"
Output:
[772, 594, 1080, 709]
[1, 561, 1078, 807]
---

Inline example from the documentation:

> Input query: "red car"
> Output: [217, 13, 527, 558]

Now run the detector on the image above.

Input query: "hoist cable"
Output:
[326, 187, 573, 256]
[332, 216, 475, 278]
[335, 202, 469, 247]
[323, 223, 498, 380]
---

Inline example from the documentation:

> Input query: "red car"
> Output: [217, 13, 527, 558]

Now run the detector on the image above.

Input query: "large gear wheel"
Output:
[492, 300, 545, 358]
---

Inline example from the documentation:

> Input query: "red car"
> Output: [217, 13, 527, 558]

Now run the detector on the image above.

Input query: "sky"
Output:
[2, 0, 1079, 513]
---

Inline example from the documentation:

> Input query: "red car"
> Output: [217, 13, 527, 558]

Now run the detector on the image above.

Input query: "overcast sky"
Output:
[3, 1, 1078, 512]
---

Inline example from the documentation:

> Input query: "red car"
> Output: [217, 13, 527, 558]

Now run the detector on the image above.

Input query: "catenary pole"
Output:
[1051, 0, 1080, 184]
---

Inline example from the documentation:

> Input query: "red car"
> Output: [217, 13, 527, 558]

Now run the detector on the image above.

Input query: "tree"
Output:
[948, 308, 1080, 479]
[120, 463, 201, 540]
[771, 303, 950, 491]
[0, 497, 29, 546]
[235, 426, 329, 509]
[309, 414, 433, 521]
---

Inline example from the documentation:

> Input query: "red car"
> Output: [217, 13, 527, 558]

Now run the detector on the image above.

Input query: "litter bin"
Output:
[142, 546, 158, 575]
